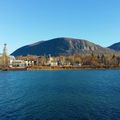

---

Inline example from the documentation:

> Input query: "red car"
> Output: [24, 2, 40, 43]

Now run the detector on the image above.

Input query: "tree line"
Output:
[16, 53, 120, 68]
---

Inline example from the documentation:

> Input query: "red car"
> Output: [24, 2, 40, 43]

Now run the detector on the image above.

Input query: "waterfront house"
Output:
[47, 55, 58, 66]
[10, 60, 26, 68]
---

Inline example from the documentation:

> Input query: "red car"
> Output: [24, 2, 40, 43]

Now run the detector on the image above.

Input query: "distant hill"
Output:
[11, 37, 114, 57]
[108, 42, 120, 51]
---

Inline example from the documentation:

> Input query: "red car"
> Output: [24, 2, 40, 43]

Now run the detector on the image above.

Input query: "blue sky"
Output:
[0, 0, 120, 53]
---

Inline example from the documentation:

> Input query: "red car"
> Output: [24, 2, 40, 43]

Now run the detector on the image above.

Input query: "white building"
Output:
[0, 44, 27, 68]
[47, 56, 58, 66]
[10, 60, 26, 68]
[25, 60, 34, 66]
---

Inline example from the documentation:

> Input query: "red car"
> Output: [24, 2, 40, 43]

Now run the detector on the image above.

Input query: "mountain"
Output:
[11, 37, 114, 57]
[108, 42, 120, 51]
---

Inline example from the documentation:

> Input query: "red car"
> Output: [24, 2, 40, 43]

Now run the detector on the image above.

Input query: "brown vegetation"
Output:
[19, 53, 120, 70]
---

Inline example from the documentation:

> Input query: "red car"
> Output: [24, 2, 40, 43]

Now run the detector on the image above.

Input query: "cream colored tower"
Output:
[2, 44, 9, 67]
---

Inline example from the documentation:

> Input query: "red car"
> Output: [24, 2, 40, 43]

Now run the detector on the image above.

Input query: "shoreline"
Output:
[27, 66, 120, 71]
[1, 66, 120, 71]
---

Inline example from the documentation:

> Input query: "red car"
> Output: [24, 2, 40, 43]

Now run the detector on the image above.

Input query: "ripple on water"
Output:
[0, 70, 120, 120]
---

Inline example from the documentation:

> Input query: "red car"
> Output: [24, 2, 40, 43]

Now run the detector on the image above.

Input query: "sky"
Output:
[0, 0, 120, 54]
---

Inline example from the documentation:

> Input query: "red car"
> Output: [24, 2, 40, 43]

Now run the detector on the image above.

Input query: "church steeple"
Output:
[3, 43, 7, 56]
[2, 44, 9, 67]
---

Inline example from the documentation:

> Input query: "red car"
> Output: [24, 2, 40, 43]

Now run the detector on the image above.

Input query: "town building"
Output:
[47, 54, 58, 66]
[0, 44, 26, 69]
[0, 44, 9, 68]
[10, 60, 26, 68]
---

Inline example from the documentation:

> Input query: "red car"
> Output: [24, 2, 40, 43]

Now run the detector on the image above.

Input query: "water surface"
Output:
[0, 70, 120, 120]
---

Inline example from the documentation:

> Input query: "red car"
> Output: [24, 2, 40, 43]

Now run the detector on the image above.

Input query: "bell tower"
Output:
[2, 44, 9, 67]
[3, 43, 7, 56]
